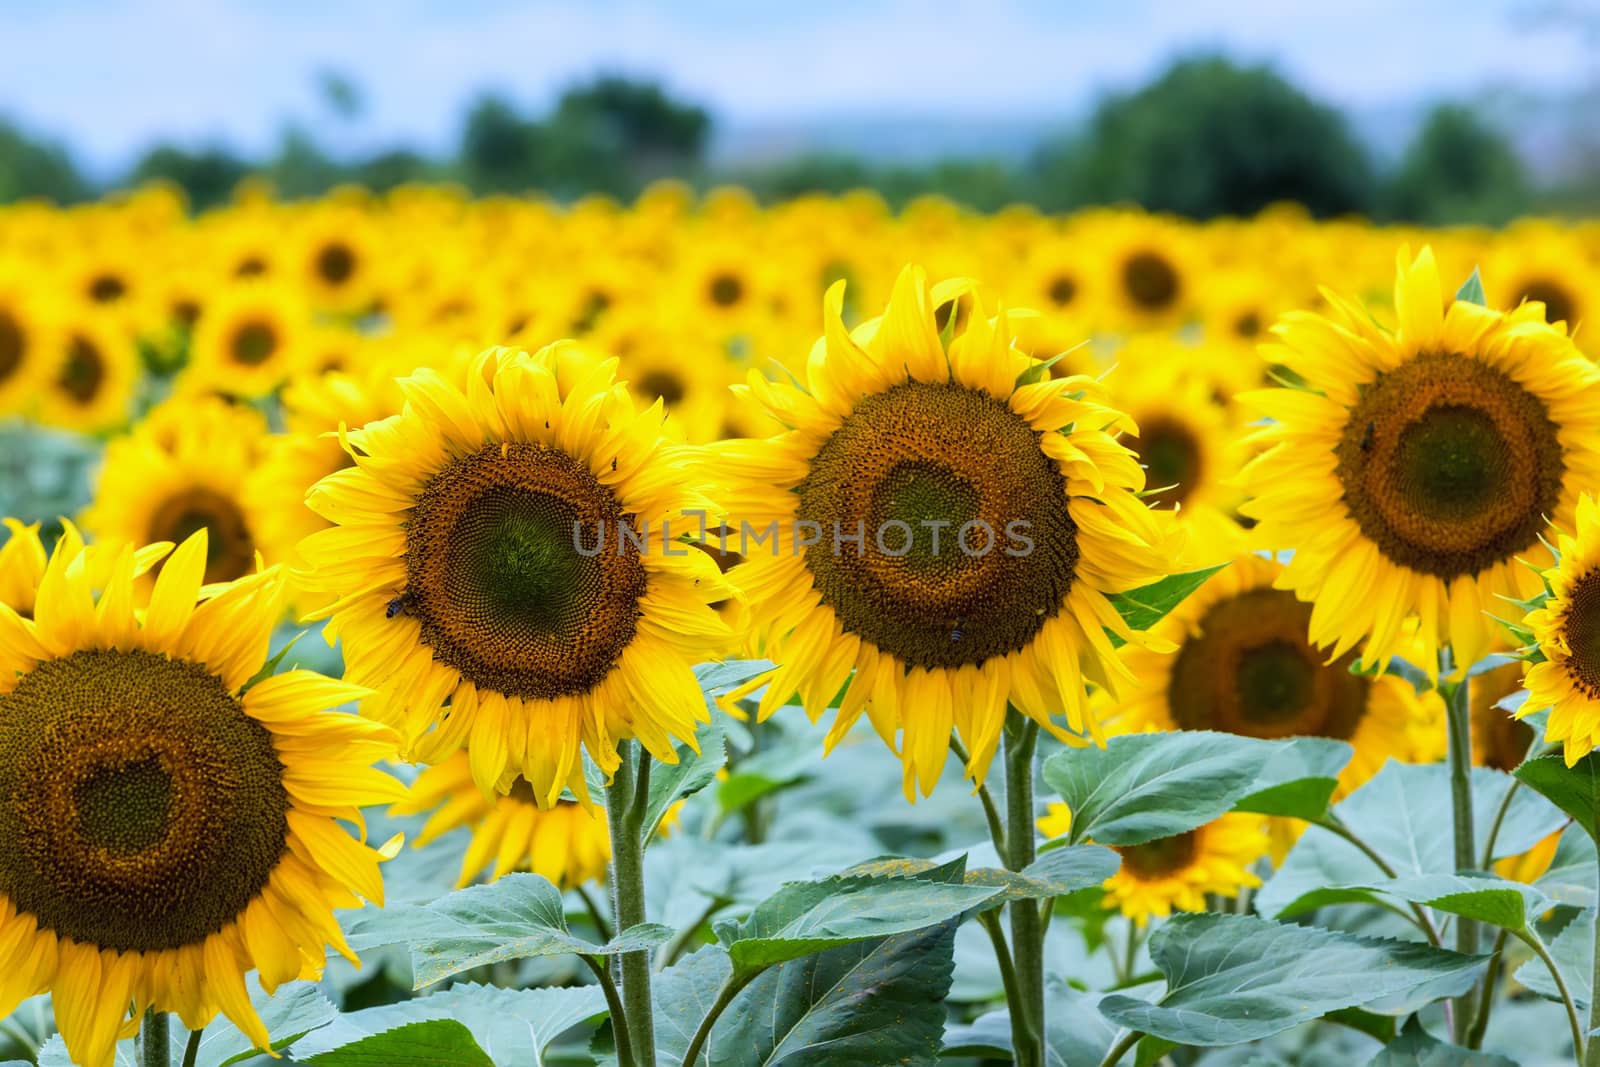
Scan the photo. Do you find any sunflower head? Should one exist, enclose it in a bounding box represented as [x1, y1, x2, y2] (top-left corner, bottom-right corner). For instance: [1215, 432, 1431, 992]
[1241, 246, 1600, 677]
[0, 528, 404, 1067]
[1524, 494, 1600, 765]
[718, 265, 1175, 800]
[299, 344, 733, 807]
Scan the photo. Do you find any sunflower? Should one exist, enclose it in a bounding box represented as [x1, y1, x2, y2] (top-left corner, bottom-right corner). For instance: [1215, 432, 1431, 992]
[82, 396, 274, 588]
[0, 520, 45, 614]
[1038, 804, 1268, 926]
[37, 315, 140, 433]
[0, 528, 405, 1067]
[1486, 227, 1596, 353]
[0, 270, 59, 418]
[1239, 247, 1600, 676]
[392, 751, 610, 889]
[1104, 552, 1434, 793]
[292, 206, 379, 314]
[1523, 494, 1600, 764]
[596, 308, 737, 444]
[185, 282, 310, 398]
[297, 344, 732, 806]
[1092, 211, 1199, 332]
[716, 266, 1173, 800]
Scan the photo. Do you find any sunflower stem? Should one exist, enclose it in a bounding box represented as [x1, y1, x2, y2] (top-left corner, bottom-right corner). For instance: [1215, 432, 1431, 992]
[978, 910, 1035, 1056]
[1587, 845, 1600, 1067]
[951, 735, 1006, 857]
[1445, 673, 1479, 1043]
[607, 741, 657, 1067]
[1004, 712, 1045, 1067]
[139, 1010, 170, 1067]
[579, 954, 636, 1067]
[1464, 927, 1509, 1050]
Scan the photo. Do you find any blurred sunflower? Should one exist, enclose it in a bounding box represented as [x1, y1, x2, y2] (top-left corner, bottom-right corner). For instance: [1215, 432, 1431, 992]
[1105, 553, 1433, 793]
[717, 267, 1172, 800]
[1094, 212, 1198, 331]
[393, 751, 611, 889]
[293, 206, 379, 314]
[1240, 246, 1600, 676]
[186, 282, 310, 398]
[1523, 494, 1600, 764]
[1038, 803, 1269, 926]
[0, 272, 58, 417]
[297, 344, 731, 805]
[38, 317, 139, 433]
[0, 529, 404, 1067]
[82, 396, 273, 587]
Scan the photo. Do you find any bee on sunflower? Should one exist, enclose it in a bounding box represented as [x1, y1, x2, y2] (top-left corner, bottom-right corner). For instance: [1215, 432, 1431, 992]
[1240, 247, 1600, 676]
[296, 343, 732, 806]
[715, 266, 1174, 800]
[0, 527, 405, 1067]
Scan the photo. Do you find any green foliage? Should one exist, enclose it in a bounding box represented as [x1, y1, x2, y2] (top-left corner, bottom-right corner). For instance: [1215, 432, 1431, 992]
[1384, 104, 1530, 225]
[718, 868, 1000, 972]
[942, 977, 1122, 1066]
[301, 1020, 493, 1066]
[1516, 752, 1600, 844]
[1516, 907, 1594, 1011]
[1456, 268, 1487, 307]
[665, 922, 958, 1066]
[342, 873, 671, 988]
[0, 118, 89, 203]
[1368, 1018, 1519, 1066]
[1041, 731, 1352, 846]
[1097, 913, 1487, 1046]
[1104, 565, 1227, 642]
[1033, 56, 1376, 218]
[129, 145, 251, 211]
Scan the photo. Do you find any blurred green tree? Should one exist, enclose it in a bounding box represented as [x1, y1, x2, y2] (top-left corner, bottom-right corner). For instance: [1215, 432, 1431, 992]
[0, 119, 90, 203]
[129, 145, 250, 210]
[1035, 56, 1376, 218]
[1383, 104, 1529, 224]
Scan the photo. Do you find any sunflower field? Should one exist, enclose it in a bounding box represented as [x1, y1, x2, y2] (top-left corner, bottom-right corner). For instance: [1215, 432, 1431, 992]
[4, 181, 1600, 1067]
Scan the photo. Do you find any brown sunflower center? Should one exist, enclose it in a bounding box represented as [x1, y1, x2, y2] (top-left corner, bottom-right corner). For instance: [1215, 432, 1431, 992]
[316, 242, 357, 286]
[59, 334, 105, 404]
[231, 321, 279, 366]
[88, 273, 127, 304]
[1334, 353, 1563, 581]
[638, 370, 687, 406]
[1131, 414, 1203, 506]
[1122, 250, 1179, 312]
[1116, 831, 1199, 880]
[795, 380, 1079, 670]
[148, 487, 256, 584]
[1472, 661, 1534, 772]
[405, 443, 647, 700]
[0, 308, 24, 382]
[708, 273, 744, 308]
[1520, 278, 1576, 328]
[1168, 587, 1370, 739]
[1562, 569, 1600, 699]
[0, 650, 288, 952]
[235, 256, 267, 279]
[1048, 275, 1077, 307]
[1234, 310, 1262, 339]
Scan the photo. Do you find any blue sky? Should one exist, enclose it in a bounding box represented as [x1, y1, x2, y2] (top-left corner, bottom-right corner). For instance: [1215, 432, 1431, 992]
[1, 0, 1594, 174]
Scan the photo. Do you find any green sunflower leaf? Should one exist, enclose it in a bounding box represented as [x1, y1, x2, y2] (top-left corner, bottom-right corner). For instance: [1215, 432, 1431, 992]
[1041, 731, 1350, 846]
[1514, 907, 1593, 1012]
[1455, 267, 1487, 307]
[1096, 913, 1487, 1047]
[654, 920, 958, 1067]
[290, 983, 604, 1066]
[1104, 564, 1227, 642]
[1368, 1017, 1518, 1066]
[341, 873, 672, 988]
[1275, 873, 1551, 935]
[940, 977, 1123, 1066]
[1516, 752, 1600, 845]
[1256, 762, 1567, 919]
[642, 719, 728, 843]
[842, 845, 1118, 905]
[718, 871, 1001, 972]
[301, 1020, 494, 1067]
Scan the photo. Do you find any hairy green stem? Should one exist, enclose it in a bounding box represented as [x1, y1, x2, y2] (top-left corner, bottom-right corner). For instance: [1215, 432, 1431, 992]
[979, 910, 1035, 1055]
[1098, 1029, 1141, 1067]
[180, 1029, 202, 1067]
[1520, 931, 1585, 1063]
[1445, 675, 1479, 1041]
[140, 1011, 169, 1067]
[679, 969, 761, 1067]
[1004, 713, 1044, 1067]
[608, 742, 657, 1067]
[1465, 927, 1509, 1050]
[951, 735, 1007, 857]
[1587, 848, 1600, 1067]
[581, 954, 636, 1067]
